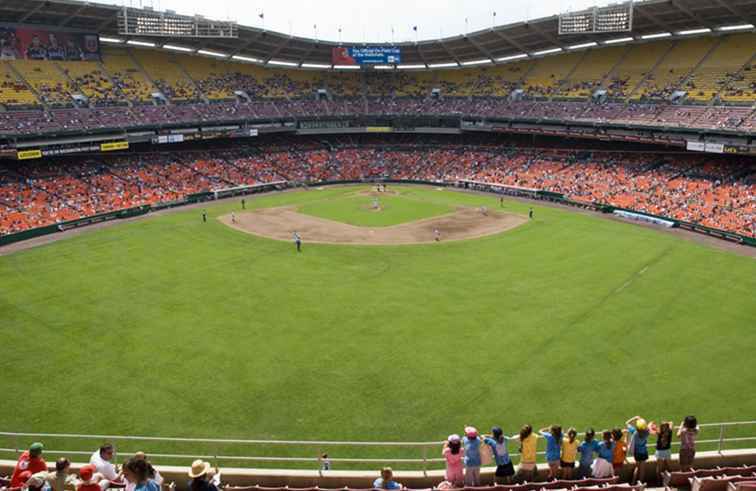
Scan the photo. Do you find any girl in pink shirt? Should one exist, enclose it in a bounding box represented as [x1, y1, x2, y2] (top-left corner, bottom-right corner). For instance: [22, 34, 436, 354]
[443, 434, 464, 487]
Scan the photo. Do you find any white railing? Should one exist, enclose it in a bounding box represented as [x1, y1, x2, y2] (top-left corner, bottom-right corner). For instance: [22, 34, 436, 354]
[1, 421, 755, 473]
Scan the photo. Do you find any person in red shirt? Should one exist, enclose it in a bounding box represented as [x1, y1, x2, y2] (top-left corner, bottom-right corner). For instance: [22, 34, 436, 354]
[10, 443, 47, 487]
[76, 464, 106, 491]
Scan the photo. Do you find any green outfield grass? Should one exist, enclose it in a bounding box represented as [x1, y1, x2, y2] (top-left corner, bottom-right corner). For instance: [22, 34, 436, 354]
[1, 184, 755, 465]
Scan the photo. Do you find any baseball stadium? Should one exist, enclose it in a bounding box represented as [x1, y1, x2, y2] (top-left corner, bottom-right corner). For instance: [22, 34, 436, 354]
[0, 1, 755, 491]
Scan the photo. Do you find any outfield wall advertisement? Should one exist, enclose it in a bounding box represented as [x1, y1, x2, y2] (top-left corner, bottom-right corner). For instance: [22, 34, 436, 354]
[332, 47, 401, 65]
[0, 26, 99, 61]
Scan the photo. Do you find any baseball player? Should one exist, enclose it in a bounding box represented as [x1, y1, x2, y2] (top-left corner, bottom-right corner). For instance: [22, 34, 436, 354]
[293, 231, 302, 252]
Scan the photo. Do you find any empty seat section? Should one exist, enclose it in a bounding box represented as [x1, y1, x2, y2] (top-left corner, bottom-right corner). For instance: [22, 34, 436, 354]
[635, 37, 714, 100]
[100, 47, 155, 103]
[10, 59, 69, 105]
[523, 52, 582, 97]
[607, 40, 672, 99]
[132, 49, 199, 101]
[685, 33, 755, 102]
[561, 46, 626, 98]
[0, 62, 38, 106]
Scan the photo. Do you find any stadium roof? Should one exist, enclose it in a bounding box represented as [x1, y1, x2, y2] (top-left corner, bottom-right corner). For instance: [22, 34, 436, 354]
[0, 0, 755, 68]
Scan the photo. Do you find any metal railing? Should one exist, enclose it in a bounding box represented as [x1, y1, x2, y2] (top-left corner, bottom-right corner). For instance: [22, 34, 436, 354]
[1, 420, 755, 473]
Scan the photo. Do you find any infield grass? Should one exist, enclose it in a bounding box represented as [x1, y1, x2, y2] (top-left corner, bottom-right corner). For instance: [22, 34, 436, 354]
[1, 185, 754, 466]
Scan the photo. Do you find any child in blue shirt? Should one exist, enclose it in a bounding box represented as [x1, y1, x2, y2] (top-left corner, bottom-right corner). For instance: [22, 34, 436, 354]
[463, 426, 482, 486]
[484, 426, 515, 484]
[539, 425, 563, 480]
[593, 430, 615, 478]
[626, 416, 650, 484]
[577, 428, 600, 479]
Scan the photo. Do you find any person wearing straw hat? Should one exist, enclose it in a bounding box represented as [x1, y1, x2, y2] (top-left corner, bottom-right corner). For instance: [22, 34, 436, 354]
[187, 460, 220, 491]
[10, 443, 47, 488]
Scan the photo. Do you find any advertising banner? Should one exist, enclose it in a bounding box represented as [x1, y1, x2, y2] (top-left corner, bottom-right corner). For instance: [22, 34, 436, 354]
[100, 141, 129, 152]
[332, 47, 401, 65]
[0, 26, 99, 61]
[16, 149, 42, 160]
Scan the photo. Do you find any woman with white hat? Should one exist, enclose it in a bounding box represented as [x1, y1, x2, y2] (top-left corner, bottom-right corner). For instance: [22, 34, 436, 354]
[187, 460, 219, 491]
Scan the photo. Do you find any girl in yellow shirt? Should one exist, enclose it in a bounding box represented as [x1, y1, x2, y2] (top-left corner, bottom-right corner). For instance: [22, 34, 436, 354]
[561, 428, 579, 479]
[516, 425, 538, 482]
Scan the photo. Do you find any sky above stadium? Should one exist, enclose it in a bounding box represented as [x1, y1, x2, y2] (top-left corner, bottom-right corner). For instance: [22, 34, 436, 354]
[101, 0, 613, 43]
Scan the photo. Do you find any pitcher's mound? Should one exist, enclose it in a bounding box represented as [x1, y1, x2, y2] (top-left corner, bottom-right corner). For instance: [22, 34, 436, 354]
[220, 207, 527, 245]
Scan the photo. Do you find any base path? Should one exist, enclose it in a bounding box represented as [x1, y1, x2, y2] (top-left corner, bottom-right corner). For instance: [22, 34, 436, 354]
[220, 206, 527, 245]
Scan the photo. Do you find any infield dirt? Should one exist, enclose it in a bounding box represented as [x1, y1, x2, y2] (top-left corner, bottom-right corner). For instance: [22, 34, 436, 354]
[220, 206, 527, 245]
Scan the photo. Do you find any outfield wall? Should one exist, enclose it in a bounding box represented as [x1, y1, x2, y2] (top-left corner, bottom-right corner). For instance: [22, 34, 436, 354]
[1, 180, 754, 250]
[3, 449, 756, 489]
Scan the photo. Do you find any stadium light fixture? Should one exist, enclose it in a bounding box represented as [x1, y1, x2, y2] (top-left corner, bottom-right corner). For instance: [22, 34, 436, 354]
[428, 62, 459, 68]
[268, 59, 298, 66]
[641, 32, 671, 39]
[163, 44, 194, 52]
[100, 37, 125, 44]
[496, 54, 528, 62]
[301, 63, 331, 69]
[603, 36, 634, 44]
[676, 28, 711, 35]
[231, 55, 262, 63]
[126, 40, 156, 47]
[373, 65, 396, 70]
[533, 47, 562, 56]
[333, 65, 361, 70]
[717, 24, 754, 31]
[460, 59, 493, 66]
[397, 64, 427, 69]
[197, 49, 228, 58]
[568, 41, 598, 50]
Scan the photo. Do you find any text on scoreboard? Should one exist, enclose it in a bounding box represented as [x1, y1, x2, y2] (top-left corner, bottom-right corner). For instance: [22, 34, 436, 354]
[332, 47, 401, 65]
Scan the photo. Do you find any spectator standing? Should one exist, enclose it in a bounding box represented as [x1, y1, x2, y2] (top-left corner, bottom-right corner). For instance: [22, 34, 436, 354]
[484, 426, 514, 484]
[626, 416, 650, 484]
[577, 429, 599, 479]
[678, 416, 700, 471]
[462, 426, 482, 486]
[442, 434, 464, 488]
[516, 425, 538, 483]
[10, 443, 47, 488]
[560, 428, 579, 480]
[611, 428, 628, 478]
[593, 431, 615, 478]
[655, 422, 673, 481]
[539, 425, 562, 480]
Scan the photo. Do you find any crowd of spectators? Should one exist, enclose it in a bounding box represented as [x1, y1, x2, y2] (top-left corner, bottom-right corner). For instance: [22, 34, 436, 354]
[1, 416, 704, 491]
[0, 98, 755, 137]
[1, 135, 754, 238]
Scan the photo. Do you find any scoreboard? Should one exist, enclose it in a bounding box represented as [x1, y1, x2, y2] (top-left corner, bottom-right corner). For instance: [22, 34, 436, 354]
[332, 47, 401, 65]
[559, 2, 633, 35]
[118, 7, 237, 38]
